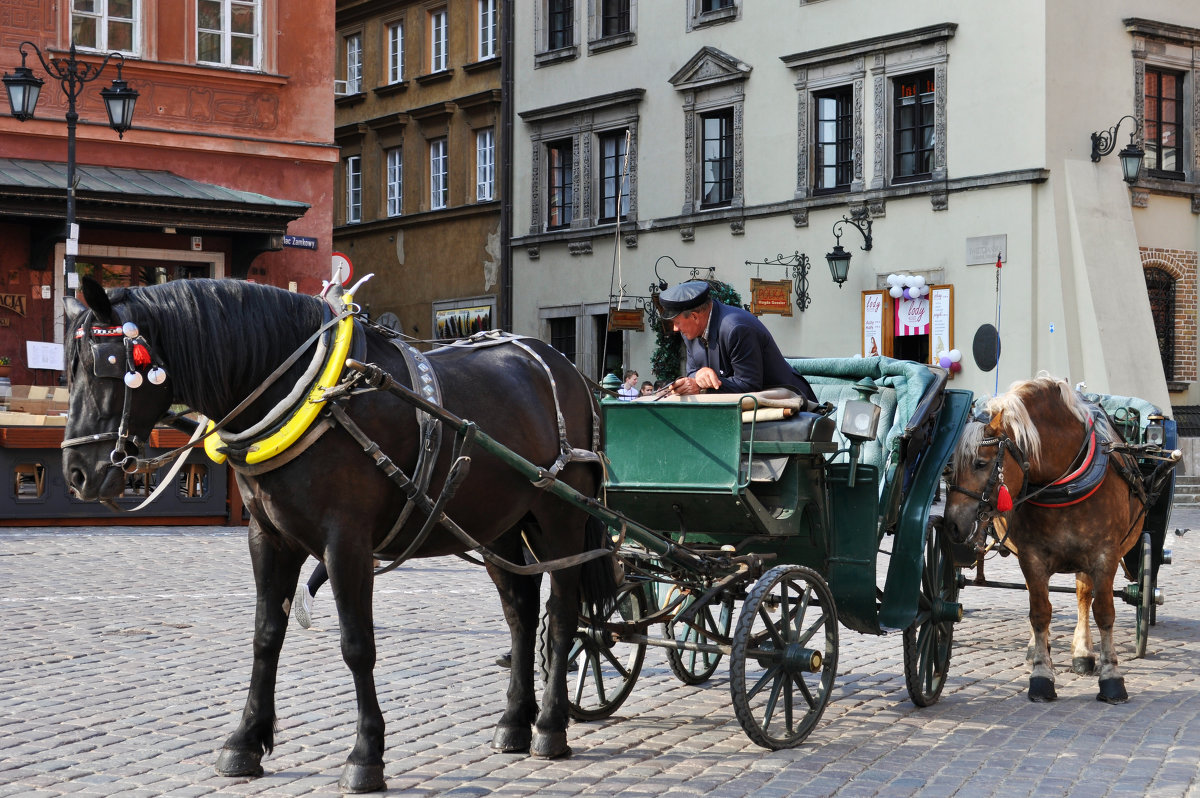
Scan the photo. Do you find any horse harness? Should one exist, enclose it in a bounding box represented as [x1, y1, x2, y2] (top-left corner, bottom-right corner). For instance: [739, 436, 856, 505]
[949, 401, 1154, 553]
[64, 292, 608, 577]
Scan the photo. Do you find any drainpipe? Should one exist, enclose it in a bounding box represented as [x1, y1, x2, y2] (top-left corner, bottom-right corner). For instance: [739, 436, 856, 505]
[498, 0, 515, 332]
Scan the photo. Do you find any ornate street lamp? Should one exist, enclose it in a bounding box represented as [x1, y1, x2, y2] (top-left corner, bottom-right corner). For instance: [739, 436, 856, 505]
[3, 42, 139, 276]
[1090, 114, 1144, 185]
[825, 211, 873, 288]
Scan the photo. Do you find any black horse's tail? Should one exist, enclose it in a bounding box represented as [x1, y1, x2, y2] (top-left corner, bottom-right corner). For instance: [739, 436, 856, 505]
[579, 515, 619, 621]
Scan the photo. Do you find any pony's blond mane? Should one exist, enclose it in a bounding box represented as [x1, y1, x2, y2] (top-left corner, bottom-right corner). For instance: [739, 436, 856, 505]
[982, 372, 1088, 467]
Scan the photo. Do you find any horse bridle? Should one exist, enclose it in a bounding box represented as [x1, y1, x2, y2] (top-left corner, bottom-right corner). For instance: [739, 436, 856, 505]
[946, 433, 1029, 550]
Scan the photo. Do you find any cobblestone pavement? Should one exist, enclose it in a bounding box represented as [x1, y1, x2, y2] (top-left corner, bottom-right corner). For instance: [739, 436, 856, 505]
[1, 510, 1198, 797]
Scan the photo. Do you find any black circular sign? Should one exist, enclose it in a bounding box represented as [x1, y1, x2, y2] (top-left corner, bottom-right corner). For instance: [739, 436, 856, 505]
[972, 324, 1001, 372]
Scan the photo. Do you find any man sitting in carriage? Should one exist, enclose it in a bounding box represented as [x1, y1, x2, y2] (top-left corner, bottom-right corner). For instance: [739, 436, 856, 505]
[658, 280, 817, 402]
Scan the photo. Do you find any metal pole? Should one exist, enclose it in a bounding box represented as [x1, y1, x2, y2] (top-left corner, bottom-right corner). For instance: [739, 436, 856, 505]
[64, 77, 78, 278]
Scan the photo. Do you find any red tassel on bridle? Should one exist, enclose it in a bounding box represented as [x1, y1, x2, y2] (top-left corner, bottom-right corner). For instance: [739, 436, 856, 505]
[996, 484, 1013, 512]
[132, 343, 151, 368]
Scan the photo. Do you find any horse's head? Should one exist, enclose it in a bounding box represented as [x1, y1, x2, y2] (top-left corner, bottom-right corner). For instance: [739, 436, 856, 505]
[62, 278, 175, 502]
[943, 396, 1035, 561]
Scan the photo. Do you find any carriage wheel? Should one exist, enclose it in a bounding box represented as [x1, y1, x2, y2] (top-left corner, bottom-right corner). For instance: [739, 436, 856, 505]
[903, 516, 962, 707]
[1134, 532, 1153, 659]
[537, 581, 647, 721]
[665, 590, 735, 685]
[729, 565, 838, 750]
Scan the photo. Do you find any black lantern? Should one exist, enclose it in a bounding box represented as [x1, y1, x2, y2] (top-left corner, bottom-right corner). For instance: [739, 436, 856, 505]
[1090, 114, 1144, 185]
[100, 72, 138, 138]
[824, 212, 873, 289]
[2, 63, 42, 121]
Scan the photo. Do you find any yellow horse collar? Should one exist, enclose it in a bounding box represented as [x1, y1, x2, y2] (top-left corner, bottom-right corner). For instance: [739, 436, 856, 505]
[205, 293, 357, 467]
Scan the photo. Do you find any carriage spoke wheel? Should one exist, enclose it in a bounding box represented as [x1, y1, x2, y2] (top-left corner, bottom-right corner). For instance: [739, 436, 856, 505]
[537, 582, 647, 721]
[665, 590, 734, 685]
[1134, 532, 1153, 659]
[903, 516, 962, 707]
[729, 565, 838, 750]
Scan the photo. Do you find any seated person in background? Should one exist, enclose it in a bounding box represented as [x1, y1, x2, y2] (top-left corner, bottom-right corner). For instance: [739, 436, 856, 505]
[617, 370, 640, 401]
[658, 280, 817, 402]
[640, 381, 655, 396]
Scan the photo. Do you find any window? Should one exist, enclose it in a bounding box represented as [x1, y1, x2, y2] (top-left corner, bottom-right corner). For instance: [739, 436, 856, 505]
[1144, 68, 1183, 178]
[387, 22, 404, 84]
[72, 0, 138, 54]
[430, 138, 448, 210]
[701, 110, 734, 207]
[197, 0, 260, 69]
[1145, 267, 1176, 381]
[477, 128, 495, 202]
[345, 156, 361, 224]
[814, 87, 853, 193]
[478, 0, 498, 60]
[703, 0, 732, 10]
[549, 317, 576, 363]
[549, 0, 573, 50]
[894, 71, 935, 182]
[430, 8, 448, 72]
[599, 130, 630, 222]
[601, 0, 629, 37]
[547, 139, 574, 228]
[345, 34, 363, 94]
[386, 148, 403, 217]
[687, 0, 737, 30]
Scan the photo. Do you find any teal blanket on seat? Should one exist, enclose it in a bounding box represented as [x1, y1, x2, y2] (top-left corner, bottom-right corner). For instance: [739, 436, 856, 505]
[787, 356, 937, 467]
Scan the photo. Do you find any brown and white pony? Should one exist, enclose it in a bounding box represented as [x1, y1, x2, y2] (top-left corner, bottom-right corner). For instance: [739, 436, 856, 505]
[945, 376, 1146, 703]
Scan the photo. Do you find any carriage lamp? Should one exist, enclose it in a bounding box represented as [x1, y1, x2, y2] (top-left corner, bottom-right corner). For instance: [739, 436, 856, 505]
[1144, 420, 1165, 447]
[840, 399, 880, 443]
[825, 212, 873, 288]
[4, 41, 139, 278]
[1089, 114, 1144, 184]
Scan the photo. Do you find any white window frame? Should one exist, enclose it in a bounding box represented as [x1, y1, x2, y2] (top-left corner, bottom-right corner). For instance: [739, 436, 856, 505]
[478, 0, 498, 60]
[387, 21, 404, 84]
[430, 138, 448, 210]
[345, 34, 363, 94]
[476, 128, 495, 202]
[197, 0, 262, 70]
[345, 155, 362, 224]
[72, 0, 141, 55]
[386, 148, 403, 217]
[430, 9, 448, 73]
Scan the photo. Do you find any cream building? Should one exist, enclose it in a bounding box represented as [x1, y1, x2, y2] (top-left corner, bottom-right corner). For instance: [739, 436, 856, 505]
[509, 1, 1200, 413]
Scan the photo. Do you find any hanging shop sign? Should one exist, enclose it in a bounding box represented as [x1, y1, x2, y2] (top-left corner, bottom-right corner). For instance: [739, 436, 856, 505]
[608, 308, 645, 332]
[749, 279, 793, 317]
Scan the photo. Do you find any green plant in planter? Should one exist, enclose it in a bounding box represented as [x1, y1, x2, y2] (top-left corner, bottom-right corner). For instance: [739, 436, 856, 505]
[649, 279, 742, 384]
[0, 356, 11, 366]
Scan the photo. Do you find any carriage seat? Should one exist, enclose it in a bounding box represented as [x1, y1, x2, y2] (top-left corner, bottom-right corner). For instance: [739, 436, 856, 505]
[741, 411, 836, 482]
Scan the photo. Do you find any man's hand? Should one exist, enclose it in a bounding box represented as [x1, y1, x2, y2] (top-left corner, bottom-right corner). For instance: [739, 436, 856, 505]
[672, 367, 722, 395]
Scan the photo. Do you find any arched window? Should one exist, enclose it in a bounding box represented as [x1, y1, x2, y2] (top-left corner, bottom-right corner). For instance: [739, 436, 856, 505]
[1144, 267, 1175, 380]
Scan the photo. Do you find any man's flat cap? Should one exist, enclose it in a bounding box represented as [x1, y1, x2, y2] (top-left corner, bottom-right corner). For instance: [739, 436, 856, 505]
[658, 280, 711, 319]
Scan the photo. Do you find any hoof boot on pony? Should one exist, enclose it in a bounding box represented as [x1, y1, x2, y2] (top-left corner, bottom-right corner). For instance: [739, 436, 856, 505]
[61, 278, 616, 790]
[946, 375, 1149, 706]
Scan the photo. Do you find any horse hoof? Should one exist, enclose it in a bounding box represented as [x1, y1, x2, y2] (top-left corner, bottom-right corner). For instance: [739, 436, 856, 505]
[1097, 678, 1128, 704]
[491, 724, 532, 754]
[214, 747, 264, 778]
[338, 762, 386, 794]
[1072, 655, 1097, 676]
[531, 731, 571, 759]
[1028, 677, 1057, 702]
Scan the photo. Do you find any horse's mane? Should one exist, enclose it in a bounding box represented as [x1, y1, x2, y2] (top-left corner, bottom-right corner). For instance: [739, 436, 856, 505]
[982, 373, 1089, 468]
[69, 279, 324, 414]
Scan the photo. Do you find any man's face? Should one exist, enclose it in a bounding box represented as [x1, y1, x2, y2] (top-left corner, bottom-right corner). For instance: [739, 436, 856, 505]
[672, 306, 708, 340]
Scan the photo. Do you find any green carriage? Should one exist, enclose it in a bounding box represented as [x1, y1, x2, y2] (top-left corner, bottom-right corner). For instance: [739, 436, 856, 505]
[552, 357, 973, 749]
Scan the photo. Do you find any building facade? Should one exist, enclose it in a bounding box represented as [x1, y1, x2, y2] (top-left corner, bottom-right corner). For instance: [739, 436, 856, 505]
[510, 0, 1200, 413]
[0, 0, 336, 385]
[333, 0, 503, 341]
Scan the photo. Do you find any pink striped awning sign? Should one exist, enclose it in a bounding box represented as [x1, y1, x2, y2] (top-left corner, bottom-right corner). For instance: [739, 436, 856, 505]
[895, 296, 930, 336]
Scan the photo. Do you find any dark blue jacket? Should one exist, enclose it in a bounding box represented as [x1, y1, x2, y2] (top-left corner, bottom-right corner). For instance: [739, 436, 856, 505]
[684, 300, 816, 401]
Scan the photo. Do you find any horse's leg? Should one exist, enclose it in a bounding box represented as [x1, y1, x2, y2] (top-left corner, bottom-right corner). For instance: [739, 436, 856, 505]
[216, 518, 307, 778]
[485, 527, 542, 754]
[1091, 565, 1128, 703]
[533, 559, 580, 759]
[1020, 560, 1057, 702]
[325, 544, 387, 792]
[1071, 573, 1097, 675]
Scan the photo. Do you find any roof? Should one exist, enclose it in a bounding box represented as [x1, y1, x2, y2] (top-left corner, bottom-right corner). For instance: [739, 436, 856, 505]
[0, 157, 308, 233]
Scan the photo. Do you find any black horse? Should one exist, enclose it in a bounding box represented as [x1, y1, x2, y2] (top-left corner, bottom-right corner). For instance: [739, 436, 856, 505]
[61, 277, 615, 792]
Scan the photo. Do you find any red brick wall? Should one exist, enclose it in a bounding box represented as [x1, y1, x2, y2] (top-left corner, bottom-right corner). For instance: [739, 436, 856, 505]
[1141, 246, 1198, 386]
